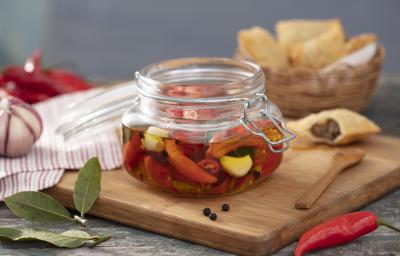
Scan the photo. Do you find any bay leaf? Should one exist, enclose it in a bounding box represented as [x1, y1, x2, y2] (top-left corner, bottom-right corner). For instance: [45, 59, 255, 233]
[0, 227, 110, 248]
[74, 157, 102, 217]
[4, 191, 73, 222]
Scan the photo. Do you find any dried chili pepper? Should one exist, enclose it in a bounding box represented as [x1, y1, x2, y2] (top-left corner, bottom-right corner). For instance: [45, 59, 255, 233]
[1, 49, 92, 103]
[46, 68, 92, 91]
[3, 65, 65, 96]
[295, 211, 400, 256]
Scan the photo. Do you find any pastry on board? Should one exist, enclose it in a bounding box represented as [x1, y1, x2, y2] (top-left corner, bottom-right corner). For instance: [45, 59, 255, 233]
[287, 109, 380, 146]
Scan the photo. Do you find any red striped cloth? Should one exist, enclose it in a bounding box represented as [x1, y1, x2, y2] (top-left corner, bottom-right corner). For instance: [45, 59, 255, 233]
[0, 170, 64, 199]
[0, 89, 123, 200]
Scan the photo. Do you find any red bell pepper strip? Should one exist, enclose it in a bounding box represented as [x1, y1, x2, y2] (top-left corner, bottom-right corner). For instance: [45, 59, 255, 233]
[169, 167, 195, 185]
[207, 136, 265, 158]
[295, 211, 400, 256]
[164, 139, 217, 184]
[143, 156, 172, 189]
[261, 148, 282, 177]
[123, 132, 142, 171]
[253, 148, 267, 166]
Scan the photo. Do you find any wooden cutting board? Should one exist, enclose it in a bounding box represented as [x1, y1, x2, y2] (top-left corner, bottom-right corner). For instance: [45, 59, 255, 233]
[45, 135, 400, 256]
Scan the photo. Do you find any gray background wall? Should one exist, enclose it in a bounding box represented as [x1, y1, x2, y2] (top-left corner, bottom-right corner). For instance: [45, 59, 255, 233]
[1, 0, 399, 80]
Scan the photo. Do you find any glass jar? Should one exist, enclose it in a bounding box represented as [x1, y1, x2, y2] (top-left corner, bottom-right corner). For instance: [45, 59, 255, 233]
[120, 58, 295, 196]
[56, 57, 295, 196]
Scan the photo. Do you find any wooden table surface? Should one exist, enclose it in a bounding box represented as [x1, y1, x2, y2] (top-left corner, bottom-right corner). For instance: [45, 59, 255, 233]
[0, 74, 399, 256]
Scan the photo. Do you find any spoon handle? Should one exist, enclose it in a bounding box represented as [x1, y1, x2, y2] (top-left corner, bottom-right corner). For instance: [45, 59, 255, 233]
[295, 148, 365, 210]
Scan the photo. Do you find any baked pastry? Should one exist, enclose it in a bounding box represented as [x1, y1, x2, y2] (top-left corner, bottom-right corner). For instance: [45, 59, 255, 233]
[287, 109, 380, 145]
[276, 19, 342, 50]
[237, 26, 288, 68]
[288, 20, 346, 69]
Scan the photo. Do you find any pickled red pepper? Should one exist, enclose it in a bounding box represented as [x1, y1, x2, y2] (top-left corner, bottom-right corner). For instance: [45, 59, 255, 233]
[143, 156, 172, 189]
[122, 121, 285, 195]
[123, 132, 142, 171]
[295, 211, 400, 256]
[164, 139, 218, 184]
[207, 136, 265, 158]
[207, 124, 283, 158]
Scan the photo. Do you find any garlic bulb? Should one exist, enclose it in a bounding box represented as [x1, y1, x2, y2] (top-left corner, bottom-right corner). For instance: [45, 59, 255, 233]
[0, 96, 42, 157]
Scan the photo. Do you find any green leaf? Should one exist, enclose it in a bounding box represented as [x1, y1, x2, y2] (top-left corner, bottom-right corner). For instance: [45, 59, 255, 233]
[0, 227, 110, 248]
[74, 157, 102, 217]
[4, 192, 73, 222]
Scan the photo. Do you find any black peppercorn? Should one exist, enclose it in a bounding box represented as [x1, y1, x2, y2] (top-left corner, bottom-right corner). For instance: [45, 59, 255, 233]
[221, 204, 230, 212]
[209, 213, 217, 221]
[203, 207, 211, 216]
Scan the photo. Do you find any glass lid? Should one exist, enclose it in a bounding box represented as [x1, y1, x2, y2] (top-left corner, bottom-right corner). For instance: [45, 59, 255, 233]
[56, 80, 138, 140]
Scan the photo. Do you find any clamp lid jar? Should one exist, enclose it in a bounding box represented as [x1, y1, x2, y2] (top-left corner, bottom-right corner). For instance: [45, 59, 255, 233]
[121, 57, 295, 196]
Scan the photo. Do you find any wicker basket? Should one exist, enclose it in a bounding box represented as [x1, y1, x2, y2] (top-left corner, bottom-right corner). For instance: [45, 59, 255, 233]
[234, 46, 385, 117]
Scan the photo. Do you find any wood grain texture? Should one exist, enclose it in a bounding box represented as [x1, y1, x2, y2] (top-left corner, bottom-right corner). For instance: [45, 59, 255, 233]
[44, 135, 400, 256]
[295, 147, 365, 209]
[1, 189, 400, 256]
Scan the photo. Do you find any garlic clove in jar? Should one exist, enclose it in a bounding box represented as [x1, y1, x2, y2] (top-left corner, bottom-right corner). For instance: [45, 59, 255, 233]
[0, 96, 42, 157]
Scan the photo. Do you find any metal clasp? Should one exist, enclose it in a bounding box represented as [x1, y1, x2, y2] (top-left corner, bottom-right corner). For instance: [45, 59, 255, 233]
[239, 93, 296, 153]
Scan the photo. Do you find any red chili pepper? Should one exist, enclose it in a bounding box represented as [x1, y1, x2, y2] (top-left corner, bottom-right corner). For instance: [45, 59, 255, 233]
[295, 211, 400, 256]
[198, 158, 221, 176]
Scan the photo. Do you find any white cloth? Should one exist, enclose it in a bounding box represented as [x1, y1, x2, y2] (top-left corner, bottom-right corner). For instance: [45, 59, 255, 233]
[0, 90, 122, 200]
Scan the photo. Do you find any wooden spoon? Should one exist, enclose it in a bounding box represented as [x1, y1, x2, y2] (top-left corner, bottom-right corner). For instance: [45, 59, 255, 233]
[295, 147, 366, 210]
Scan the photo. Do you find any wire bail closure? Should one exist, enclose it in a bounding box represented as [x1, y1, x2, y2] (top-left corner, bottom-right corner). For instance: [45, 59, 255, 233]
[239, 93, 296, 153]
